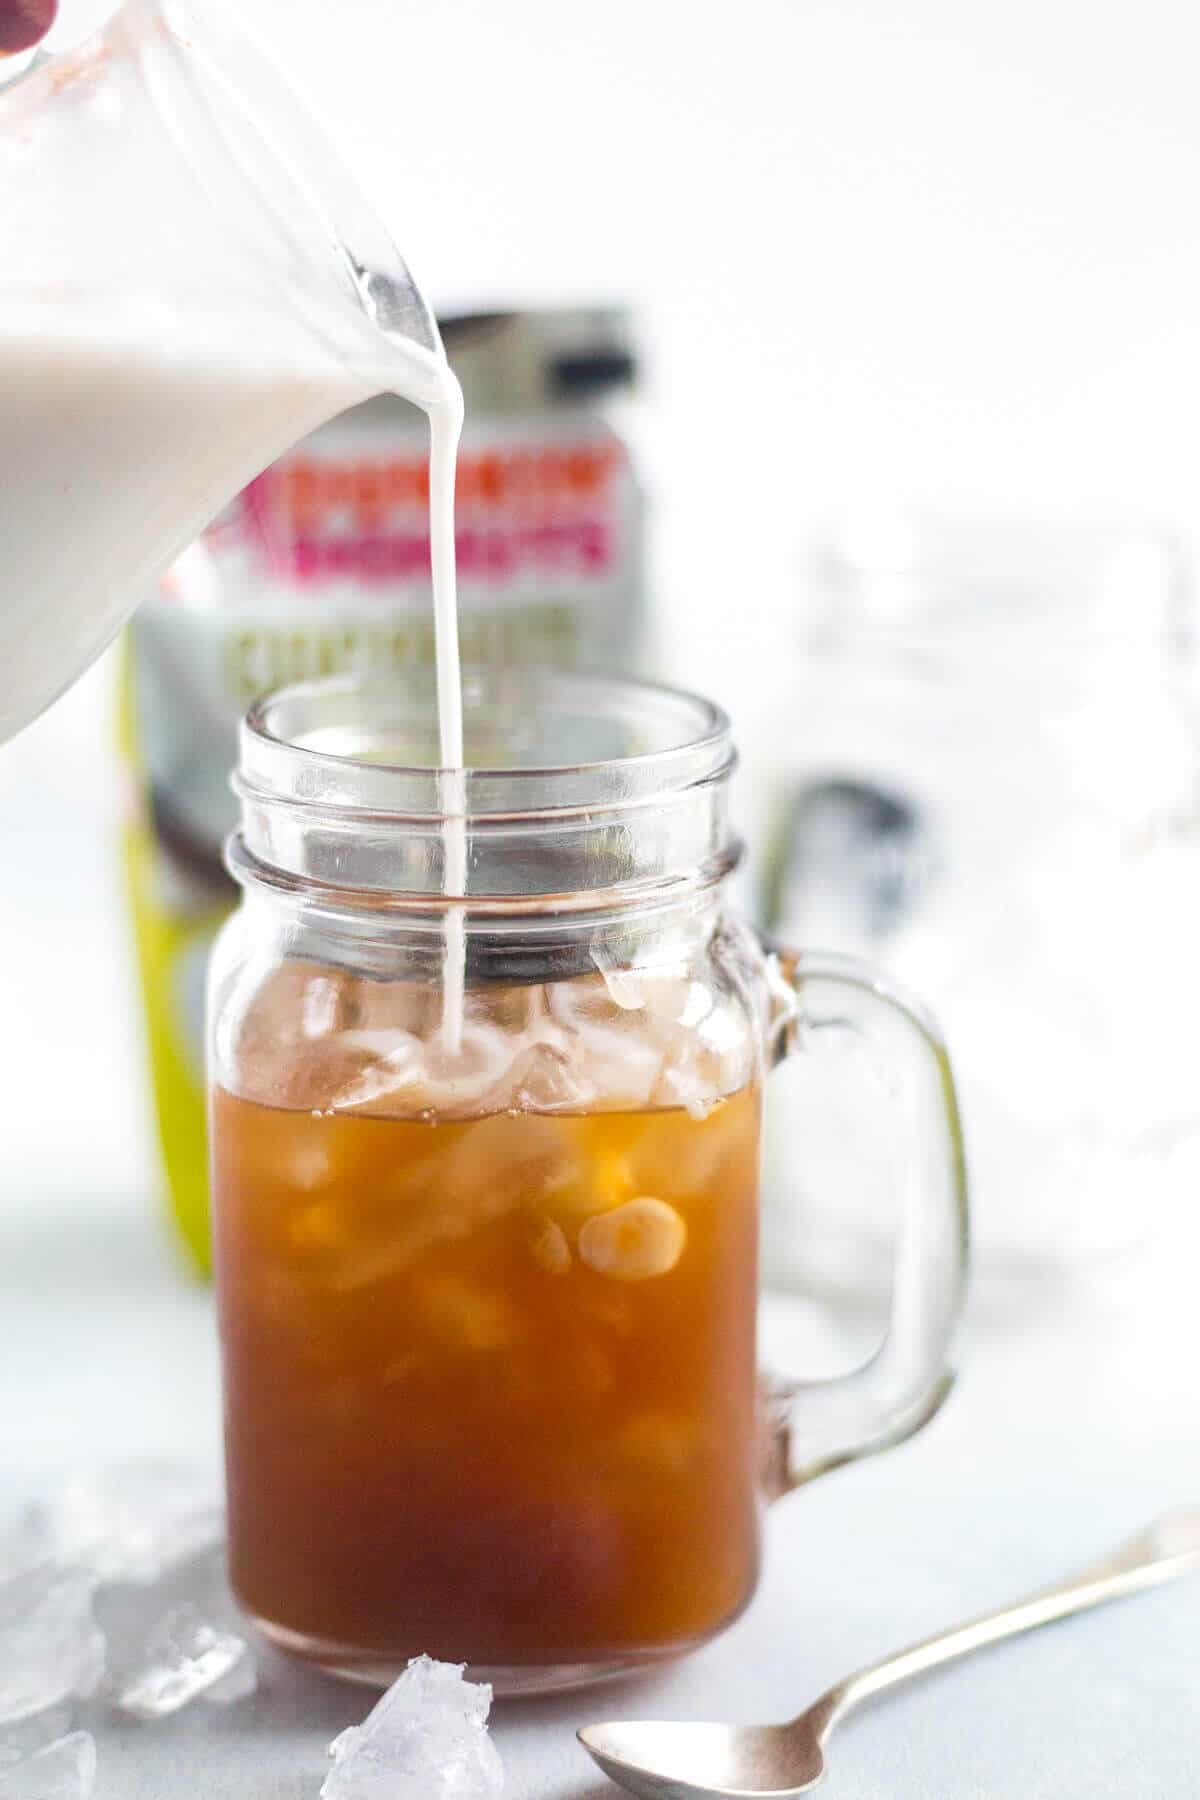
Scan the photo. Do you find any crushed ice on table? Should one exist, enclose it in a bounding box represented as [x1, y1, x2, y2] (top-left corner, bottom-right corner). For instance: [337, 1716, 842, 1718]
[0, 1568, 104, 1727]
[115, 1602, 256, 1720]
[322, 1656, 504, 1800]
[0, 1732, 96, 1800]
[9, 1465, 223, 1586]
[0, 1465, 255, 1766]
[202, 1649, 259, 1706]
[0, 1705, 74, 1768]
[96, 1533, 258, 1721]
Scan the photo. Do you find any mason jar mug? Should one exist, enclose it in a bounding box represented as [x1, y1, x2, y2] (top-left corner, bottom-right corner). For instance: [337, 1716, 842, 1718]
[208, 669, 968, 1694]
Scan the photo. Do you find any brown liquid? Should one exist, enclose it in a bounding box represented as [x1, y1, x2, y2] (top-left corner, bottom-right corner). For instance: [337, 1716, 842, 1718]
[211, 1084, 762, 1670]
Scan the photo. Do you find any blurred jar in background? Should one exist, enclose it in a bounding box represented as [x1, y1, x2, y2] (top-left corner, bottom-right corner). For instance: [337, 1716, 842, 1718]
[760, 513, 1200, 1298]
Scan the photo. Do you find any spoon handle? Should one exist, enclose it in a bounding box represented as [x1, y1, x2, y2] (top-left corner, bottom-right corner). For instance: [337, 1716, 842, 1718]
[813, 1509, 1200, 1739]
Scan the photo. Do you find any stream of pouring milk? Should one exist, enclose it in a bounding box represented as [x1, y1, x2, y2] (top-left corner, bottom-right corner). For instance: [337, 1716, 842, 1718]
[426, 385, 468, 1056]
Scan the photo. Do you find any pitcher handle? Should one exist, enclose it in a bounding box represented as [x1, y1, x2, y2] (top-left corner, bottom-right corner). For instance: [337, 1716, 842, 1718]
[760, 947, 969, 1496]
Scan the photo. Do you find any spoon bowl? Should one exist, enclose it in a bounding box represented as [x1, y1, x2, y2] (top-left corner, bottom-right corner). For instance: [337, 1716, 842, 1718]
[579, 1718, 826, 1799]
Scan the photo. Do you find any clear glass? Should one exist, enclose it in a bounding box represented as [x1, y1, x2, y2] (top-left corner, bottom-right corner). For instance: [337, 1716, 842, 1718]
[0, 0, 442, 743]
[762, 513, 1200, 1293]
[209, 668, 968, 1694]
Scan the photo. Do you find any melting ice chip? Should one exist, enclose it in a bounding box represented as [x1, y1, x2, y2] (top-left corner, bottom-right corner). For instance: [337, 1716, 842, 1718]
[115, 1603, 256, 1719]
[322, 1656, 504, 1800]
[0, 1568, 104, 1727]
[0, 1732, 96, 1800]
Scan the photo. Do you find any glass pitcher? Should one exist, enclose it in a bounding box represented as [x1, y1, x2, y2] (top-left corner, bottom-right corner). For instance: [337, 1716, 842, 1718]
[0, 0, 443, 743]
[208, 668, 968, 1694]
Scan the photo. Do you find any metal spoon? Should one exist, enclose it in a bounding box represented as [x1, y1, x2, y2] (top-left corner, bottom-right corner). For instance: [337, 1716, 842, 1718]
[579, 1509, 1200, 1799]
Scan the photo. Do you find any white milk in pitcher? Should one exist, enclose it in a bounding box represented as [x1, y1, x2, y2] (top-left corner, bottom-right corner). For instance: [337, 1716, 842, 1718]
[0, 318, 358, 742]
[0, 305, 462, 744]
[2, 305, 469, 1035]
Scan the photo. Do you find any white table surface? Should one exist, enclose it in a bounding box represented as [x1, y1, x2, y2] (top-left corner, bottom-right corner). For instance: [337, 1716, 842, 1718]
[3, 1174, 1199, 1800]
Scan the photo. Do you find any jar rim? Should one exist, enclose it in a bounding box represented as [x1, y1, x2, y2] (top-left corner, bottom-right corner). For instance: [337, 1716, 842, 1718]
[233, 669, 739, 905]
[239, 668, 734, 824]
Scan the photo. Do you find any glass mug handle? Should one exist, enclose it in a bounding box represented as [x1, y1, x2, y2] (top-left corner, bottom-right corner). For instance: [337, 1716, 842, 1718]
[759, 946, 969, 1497]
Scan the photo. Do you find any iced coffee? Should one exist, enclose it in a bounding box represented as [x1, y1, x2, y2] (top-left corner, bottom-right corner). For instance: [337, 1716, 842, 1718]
[212, 964, 762, 1678]
[210, 668, 968, 1692]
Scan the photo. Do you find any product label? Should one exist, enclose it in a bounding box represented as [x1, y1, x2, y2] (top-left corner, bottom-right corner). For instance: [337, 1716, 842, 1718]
[154, 412, 642, 707]
[127, 408, 644, 866]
